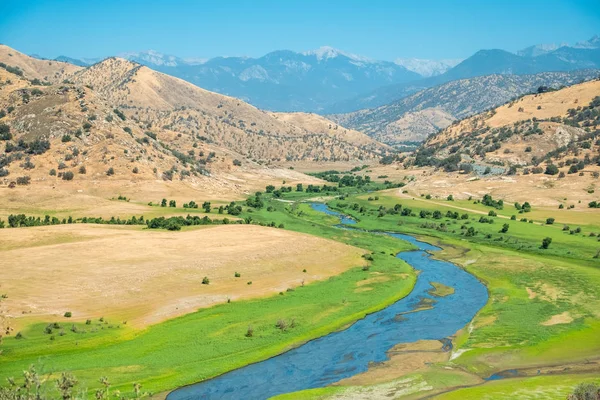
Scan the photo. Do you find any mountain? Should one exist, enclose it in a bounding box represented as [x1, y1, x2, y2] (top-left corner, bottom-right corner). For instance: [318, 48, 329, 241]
[124, 46, 422, 112]
[394, 58, 462, 77]
[0, 45, 388, 193]
[326, 37, 600, 114]
[417, 78, 600, 171]
[329, 70, 600, 146]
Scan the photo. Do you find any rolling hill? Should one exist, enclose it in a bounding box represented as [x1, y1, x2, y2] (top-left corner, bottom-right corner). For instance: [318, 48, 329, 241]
[329, 70, 600, 146]
[415, 78, 600, 174]
[0, 45, 388, 196]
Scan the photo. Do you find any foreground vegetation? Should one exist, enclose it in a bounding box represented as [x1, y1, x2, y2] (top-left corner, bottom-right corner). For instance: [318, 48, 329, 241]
[0, 192, 417, 398]
[1, 179, 599, 399]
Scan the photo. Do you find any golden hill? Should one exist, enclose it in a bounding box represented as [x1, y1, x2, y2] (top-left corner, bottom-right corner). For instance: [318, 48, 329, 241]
[0, 45, 393, 198]
[0, 44, 81, 83]
[419, 79, 600, 173]
[270, 111, 383, 147]
[65, 56, 387, 163]
[0, 59, 320, 199]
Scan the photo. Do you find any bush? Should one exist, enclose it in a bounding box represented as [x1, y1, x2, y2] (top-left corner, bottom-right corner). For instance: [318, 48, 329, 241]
[16, 176, 30, 185]
[544, 164, 559, 175]
[106, 167, 114, 176]
[546, 217, 555, 225]
[64, 312, 72, 318]
[0, 123, 11, 140]
[233, 159, 242, 166]
[78, 166, 86, 174]
[132, 166, 139, 174]
[114, 109, 126, 121]
[541, 237, 552, 249]
[61, 134, 72, 143]
[202, 277, 210, 285]
[234, 272, 241, 278]
[569, 383, 600, 400]
[49, 169, 56, 176]
[62, 171, 74, 181]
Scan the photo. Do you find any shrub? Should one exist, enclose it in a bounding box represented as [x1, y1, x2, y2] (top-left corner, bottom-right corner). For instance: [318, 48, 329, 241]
[61, 134, 72, 143]
[0, 123, 11, 140]
[541, 237, 552, 249]
[106, 167, 114, 176]
[49, 168, 56, 176]
[546, 217, 555, 225]
[64, 312, 72, 318]
[500, 223, 509, 233]
[114, 108, 126, 121]
[78, 166, 86, 174]
[544, 164, 559, 175]
[233, 159, 242, 166]
[245, 326, 254, 337]
[132, 166, 139, 174]
[16, 176, 30, 185]
[202, 277, 210, 285]
[234, 272, 241, 278]
[62, 171, 74, 181]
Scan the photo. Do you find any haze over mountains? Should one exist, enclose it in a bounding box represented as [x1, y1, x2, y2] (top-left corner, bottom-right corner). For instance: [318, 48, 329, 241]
[47, 35, 600, 116]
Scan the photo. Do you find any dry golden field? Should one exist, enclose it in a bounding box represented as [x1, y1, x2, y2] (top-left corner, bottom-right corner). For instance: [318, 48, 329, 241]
[0, 223, 366, 329]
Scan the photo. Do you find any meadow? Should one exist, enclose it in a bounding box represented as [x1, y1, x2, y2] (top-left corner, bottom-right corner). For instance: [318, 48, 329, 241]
[1, 180, 599, 399]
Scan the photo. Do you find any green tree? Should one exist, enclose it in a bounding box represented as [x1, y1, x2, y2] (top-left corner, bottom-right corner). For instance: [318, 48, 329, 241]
[161, 198, 167, 207]
[541, 237, 552, 249]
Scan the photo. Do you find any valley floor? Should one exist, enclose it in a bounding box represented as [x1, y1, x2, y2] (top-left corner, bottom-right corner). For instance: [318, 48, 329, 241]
[1, 169, 600, 399]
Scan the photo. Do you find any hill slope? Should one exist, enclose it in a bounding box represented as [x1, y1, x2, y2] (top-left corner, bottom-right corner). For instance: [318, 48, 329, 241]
[329, 70, 600, 145]
[416, 79, 600, 173]
[0, 45, 390, 197]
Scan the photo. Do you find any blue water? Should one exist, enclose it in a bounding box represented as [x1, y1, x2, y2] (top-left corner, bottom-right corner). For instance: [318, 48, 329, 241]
[167, 203, 488, 400]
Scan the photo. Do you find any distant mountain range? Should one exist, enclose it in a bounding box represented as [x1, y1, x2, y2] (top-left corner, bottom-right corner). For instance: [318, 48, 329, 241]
[41, 35, 600, 114]
[329, 70, 600, 146]
[325, 35, 600, 113]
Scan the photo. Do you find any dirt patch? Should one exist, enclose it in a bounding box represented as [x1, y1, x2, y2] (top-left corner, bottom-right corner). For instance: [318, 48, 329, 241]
[334, 340, 449, 387]
[356, 275, 391, 287]
[541, 311, 573, 326]
[526, 287, 537, 299]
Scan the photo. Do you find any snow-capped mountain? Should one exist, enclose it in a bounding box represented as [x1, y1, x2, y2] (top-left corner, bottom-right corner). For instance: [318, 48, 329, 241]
[517, 34, 600, 57]
[105, 46, 422, 112]
[394, 58, 462, 77]
[118, 50, 186, 67]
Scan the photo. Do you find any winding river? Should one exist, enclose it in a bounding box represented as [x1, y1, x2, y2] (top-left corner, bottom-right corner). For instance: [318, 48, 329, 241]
[167, 203, 488, 400]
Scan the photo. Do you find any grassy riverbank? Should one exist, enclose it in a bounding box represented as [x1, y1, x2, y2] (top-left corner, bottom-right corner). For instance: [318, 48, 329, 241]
[0, 195, 417, 397]
[272, 189, 600, 398]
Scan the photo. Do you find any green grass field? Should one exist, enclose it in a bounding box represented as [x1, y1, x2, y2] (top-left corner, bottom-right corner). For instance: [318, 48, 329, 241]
[2, 184, 599, 399]
[0, 196, 417, 398]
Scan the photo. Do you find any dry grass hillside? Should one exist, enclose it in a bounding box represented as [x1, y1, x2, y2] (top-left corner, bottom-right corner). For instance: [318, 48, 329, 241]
[0, 45, 392, 198]
[66, 56, 388, 163]
[330, 71, 600, 146]
[270, 112, 382, 147]
[0, 65, 320, 199]
[417, 79, 600, 175]
[0, 44, 81, 83]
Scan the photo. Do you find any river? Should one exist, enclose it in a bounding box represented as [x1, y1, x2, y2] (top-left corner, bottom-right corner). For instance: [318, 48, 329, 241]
[167, 203, 488, 400]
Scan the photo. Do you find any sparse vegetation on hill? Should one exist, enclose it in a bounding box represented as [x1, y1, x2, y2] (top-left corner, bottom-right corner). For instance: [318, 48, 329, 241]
[413, 79, 600, 177]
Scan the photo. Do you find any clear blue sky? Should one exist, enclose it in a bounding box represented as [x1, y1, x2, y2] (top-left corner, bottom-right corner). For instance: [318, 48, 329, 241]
[1, 0, 599, 61]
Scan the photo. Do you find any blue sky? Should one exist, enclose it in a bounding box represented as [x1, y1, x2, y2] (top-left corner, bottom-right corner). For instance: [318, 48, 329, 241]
[1, 0, 599, 61]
